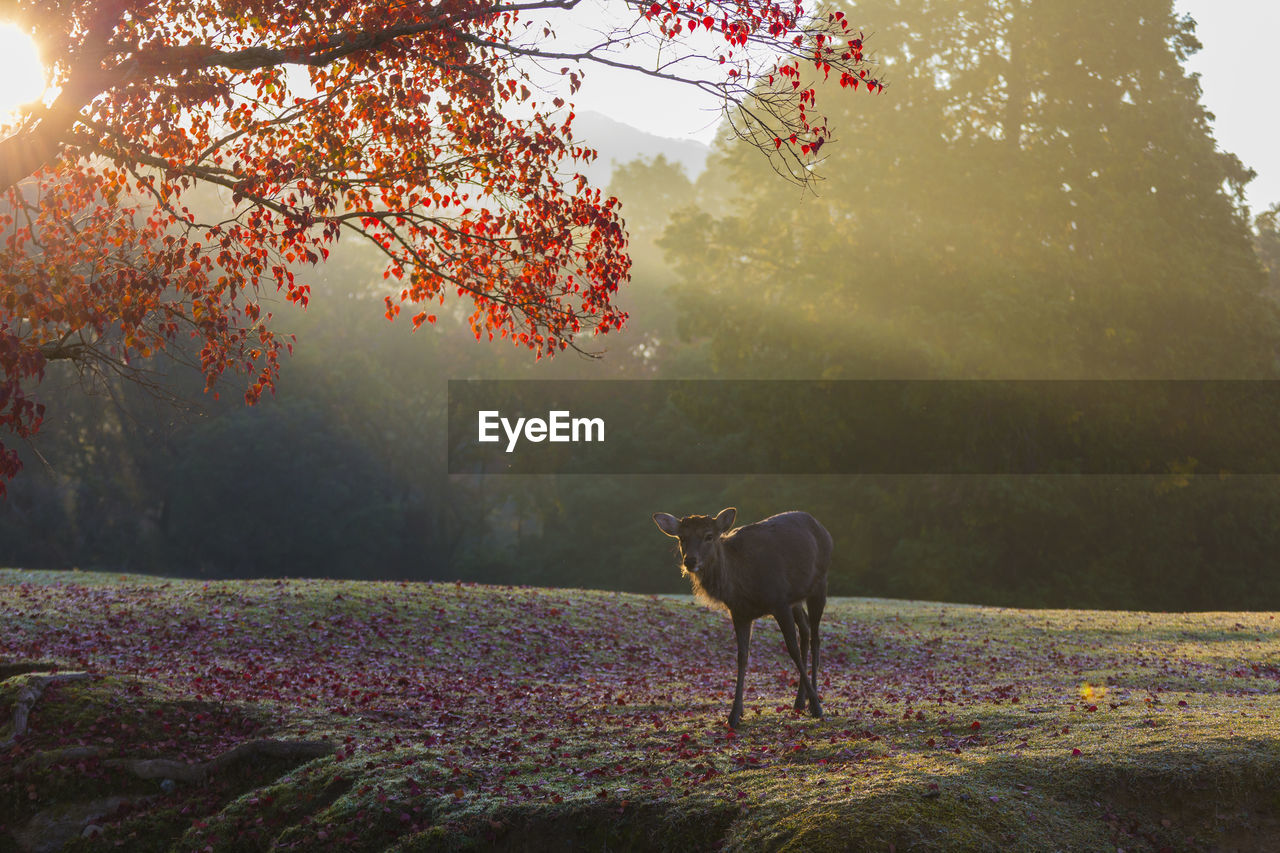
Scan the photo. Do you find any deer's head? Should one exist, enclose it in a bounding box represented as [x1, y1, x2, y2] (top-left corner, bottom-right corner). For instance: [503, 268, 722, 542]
[652, 508, 736, 575]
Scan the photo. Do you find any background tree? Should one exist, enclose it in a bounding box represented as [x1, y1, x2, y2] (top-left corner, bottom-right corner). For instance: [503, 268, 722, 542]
[654, 0, 1280, 608]
[662, 0, 1278, 379]
[0, 0, 883, 490]
[1257, 204, 1280, 301]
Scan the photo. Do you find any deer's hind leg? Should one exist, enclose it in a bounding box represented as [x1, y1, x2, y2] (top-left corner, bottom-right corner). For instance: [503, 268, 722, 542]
[805, 593, 825, 719]
[774, 606, 822, 719]
[792, 605, 810, 711]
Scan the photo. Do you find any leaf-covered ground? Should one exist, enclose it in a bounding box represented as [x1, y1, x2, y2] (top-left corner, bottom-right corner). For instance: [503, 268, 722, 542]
[3, 569, 1280, 851]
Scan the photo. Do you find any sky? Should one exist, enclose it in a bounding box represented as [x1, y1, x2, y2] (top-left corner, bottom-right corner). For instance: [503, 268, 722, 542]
[569, 1, 1280, 217]
[1175, 1, 1280, 216]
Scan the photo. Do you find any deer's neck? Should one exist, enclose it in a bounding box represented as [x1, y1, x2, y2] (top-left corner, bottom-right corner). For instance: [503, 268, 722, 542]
[691, 539, 735, 609]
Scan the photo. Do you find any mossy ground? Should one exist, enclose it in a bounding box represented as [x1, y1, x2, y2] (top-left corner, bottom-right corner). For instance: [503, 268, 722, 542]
[3, 570, 1279, 850]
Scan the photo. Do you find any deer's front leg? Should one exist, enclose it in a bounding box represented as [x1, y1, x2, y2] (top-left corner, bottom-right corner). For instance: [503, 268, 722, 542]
[729, 614, 753, 729]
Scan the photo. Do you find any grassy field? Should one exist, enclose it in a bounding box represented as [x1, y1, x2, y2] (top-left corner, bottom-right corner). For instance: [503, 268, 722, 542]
[3, 569, 1280, 851]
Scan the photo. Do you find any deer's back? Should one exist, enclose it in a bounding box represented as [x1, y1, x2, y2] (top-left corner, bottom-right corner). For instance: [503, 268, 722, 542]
[718, 511, 831, 617]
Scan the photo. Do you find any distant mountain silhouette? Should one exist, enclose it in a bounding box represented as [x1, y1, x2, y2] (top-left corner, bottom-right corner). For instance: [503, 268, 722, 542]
[569, 111, 711, 188]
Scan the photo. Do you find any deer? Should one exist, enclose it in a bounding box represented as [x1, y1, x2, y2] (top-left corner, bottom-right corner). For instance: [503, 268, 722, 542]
[652, 508, 831, 729]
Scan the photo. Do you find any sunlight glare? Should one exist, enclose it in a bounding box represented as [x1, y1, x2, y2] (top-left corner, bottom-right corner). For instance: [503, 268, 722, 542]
[0, 23, 45, 124]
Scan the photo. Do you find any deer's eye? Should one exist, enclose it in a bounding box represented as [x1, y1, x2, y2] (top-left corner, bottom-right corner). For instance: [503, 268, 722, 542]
[703, 533, 714, 542]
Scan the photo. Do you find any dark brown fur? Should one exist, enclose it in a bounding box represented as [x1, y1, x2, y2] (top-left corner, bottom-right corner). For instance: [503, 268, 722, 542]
[653, 508, 832, 728]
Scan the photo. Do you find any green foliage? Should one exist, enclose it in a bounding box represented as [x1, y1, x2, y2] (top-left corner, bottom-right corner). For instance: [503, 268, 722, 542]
[1256, 203, 1280, 298]
[645, 0, 1280, 609]
[164, 402, 404, 577]
[662, 0, 1278, 380]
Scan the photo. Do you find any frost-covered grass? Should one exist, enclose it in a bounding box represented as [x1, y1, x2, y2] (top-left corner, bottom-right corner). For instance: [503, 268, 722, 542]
[3, 569, 1280, 850]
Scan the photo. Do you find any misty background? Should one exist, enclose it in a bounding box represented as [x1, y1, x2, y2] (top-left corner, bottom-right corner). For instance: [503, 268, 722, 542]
[4, 0, 1280, 610]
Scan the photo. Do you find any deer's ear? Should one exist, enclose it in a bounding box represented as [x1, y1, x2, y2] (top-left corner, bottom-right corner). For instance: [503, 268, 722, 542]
[714, 507, 737, 532]
[653, 512, 681, 537]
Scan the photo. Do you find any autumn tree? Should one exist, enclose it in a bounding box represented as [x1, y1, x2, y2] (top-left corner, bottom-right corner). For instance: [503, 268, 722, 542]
[0, 0, 883, 490]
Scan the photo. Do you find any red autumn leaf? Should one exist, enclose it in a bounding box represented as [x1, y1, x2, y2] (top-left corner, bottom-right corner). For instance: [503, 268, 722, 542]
[0, 0, 884, 492]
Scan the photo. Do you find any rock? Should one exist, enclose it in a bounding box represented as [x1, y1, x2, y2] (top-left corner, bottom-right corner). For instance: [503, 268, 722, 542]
[14, 796, 134, 853]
